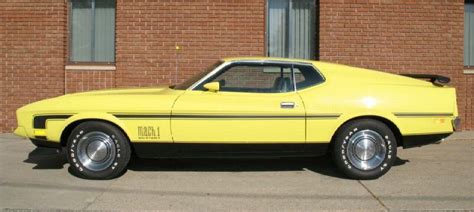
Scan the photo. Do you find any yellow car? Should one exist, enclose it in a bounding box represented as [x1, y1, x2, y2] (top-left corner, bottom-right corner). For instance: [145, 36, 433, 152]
[14, 57, 459, 179]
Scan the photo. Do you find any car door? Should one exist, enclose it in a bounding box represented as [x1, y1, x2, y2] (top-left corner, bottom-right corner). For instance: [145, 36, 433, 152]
[171, 63, 306, 144]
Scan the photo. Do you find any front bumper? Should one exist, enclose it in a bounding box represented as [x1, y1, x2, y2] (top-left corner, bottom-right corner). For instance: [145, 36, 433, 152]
[14, 126, 28, 138]
[31, 138, 61, 149]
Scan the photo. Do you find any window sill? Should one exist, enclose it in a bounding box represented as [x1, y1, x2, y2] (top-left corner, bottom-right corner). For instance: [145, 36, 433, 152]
[65, 65, 116, 71]
[463, 69, 474, 74]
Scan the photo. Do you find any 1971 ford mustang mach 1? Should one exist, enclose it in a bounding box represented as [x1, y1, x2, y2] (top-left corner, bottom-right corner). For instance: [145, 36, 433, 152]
[14, 57, 459, 179]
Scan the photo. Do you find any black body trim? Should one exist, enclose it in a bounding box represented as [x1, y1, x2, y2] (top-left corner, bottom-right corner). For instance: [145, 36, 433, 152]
[132, 143, 329, 158]
[402, 133, 452, 149]
[171, 115, 304, 119]
[114, 114, 170, 119]
[30, 138, 61, 149]
[401, 74, 450, 85]
[112, 114, 340, 120]
[394, 113, 453, 117]
[307, 114, 340, 119]
[33, 115, 72, 129]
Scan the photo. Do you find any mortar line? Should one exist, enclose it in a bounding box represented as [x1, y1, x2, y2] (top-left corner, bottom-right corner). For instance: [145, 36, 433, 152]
[358, 180, 389, 211]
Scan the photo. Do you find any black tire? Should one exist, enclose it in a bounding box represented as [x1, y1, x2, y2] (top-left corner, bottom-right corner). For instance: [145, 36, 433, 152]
[66, 121, 131, 179]
[332, 119, 397, 180]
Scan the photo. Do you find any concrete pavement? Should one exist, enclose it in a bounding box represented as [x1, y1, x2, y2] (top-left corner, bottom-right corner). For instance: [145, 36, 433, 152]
[0, 132, 473, 210]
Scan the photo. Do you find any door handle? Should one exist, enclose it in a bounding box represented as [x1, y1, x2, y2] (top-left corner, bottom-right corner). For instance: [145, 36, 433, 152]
[280, 102, 295, 109]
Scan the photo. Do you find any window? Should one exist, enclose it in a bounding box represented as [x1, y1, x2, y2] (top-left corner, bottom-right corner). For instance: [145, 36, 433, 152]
[174, 61, 223, 90]
[197, 64, 294, 93]
[465, 0, 474, 67]
[266, 0, 316, 59]
[195, 63, 324, 93]
[293, 65, 324, 90]
[70, 0, 115, 63]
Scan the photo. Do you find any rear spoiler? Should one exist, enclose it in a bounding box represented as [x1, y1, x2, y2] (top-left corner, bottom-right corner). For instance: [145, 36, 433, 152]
[400, 74, 450, 86]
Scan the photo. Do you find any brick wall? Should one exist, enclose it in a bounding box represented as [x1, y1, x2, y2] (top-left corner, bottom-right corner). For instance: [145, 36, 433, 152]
[0, 1, 67, 133]
[115, 0, 265, 88]
[319, 0, 473, 130]
[65, 70, 116, 93]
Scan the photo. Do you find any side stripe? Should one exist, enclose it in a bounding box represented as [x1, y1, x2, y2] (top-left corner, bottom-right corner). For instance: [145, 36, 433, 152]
[112, 113, 341, 119]
[33, 115, 72, 129]
[394, 113, 453, 117]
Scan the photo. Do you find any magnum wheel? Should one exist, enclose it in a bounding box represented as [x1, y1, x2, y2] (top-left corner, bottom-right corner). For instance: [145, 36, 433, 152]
[66, 121, 131, 179]
[332, 119, 397, 179]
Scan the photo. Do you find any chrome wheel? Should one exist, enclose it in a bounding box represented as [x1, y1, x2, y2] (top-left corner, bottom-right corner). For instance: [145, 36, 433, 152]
[77, 131, 116, 172]
[346, 130, 387, 170]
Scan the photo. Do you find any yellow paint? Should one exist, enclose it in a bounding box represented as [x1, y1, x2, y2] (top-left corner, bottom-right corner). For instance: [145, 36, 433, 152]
[14, 57, 457, 147]
[171, 90, 306, 143]
[33, 129, 46, 136]
[203, 82, 220, 92]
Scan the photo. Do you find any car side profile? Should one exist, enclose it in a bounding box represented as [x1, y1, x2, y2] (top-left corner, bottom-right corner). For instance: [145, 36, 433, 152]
[14, 57, 460, 179]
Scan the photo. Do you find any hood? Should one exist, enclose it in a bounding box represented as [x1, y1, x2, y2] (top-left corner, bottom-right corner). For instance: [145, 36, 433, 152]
[63, 86, 171, 97]
[18, 86, 183, 114]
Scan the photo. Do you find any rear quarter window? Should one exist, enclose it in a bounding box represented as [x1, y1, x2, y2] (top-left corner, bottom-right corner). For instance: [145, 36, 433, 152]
[294, 65, 324, 90]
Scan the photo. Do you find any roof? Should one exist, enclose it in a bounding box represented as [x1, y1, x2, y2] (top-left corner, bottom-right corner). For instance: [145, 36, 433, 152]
[222, 57, 316, 64]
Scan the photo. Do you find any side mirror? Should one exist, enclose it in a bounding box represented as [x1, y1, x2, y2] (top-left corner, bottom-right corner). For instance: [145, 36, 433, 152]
[203, 82, 220, 92]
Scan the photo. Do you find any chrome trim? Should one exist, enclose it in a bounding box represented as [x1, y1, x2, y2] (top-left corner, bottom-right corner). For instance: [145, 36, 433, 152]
[280, 102, 295, 109]
[187, 59, 326, 92]
[188, 61, 231, 90]
[77, 131, 116, 172]
[452, 117, 461, 131]
[346, 129, 387, 171]
[291, 64, 297, 91]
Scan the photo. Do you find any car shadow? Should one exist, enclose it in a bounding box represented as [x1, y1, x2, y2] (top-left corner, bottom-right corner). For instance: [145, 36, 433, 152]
[127, 155, 347, 178]
[23, 147, 67, 169]
[23, 147, 410, 179]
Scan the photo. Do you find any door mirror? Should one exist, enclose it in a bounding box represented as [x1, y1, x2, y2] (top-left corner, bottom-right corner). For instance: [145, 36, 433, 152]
[203, 82, 220, 92]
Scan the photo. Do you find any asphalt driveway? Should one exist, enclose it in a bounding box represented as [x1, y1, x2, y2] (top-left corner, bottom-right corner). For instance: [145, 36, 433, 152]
[0, 133, 473, 210]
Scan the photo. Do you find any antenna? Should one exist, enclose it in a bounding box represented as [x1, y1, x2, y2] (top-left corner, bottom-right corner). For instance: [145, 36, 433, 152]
[175, 45, 181, 85]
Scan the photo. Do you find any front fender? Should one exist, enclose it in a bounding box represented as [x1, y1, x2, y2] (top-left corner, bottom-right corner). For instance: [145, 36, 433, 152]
[48, 113, 131, 143]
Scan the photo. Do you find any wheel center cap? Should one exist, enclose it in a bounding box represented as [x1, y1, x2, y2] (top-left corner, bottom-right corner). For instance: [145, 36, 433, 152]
[86, 140, 108, 161]
[355, 139, 376, 161]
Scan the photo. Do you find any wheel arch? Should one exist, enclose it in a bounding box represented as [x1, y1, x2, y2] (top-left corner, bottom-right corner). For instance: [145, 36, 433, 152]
[59, 114, 132, 147]
[330, 115, 403, 149]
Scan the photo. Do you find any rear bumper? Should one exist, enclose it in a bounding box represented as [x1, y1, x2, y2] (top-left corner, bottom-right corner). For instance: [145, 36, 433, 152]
[452, 117, 461, 131]
[402, 133, 452, 149]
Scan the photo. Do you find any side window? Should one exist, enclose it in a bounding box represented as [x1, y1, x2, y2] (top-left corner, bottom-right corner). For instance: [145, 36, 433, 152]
[293, 65, 324, 90]
[198, 65, 294, 93]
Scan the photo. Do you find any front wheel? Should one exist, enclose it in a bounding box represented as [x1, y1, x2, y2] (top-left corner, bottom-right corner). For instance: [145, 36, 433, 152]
[66, 121, 131, 179]
[332, 119, 397, 180]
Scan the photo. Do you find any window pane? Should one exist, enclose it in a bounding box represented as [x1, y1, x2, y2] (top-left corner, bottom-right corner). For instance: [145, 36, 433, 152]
[294, 65, 324, 90]
[94, 0, 115, 62]
[267, 0, 315, 59]
[70, 0, 115, 62]
[465, 2, 474, 66]
[211, 65, 294, 93]
[268, 0, 288, 58]
[71, 0, 93, 62]
[289, 0, 315, 59]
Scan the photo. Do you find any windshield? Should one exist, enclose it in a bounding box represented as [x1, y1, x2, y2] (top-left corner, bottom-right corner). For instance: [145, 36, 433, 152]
[174, 61, 223, 90]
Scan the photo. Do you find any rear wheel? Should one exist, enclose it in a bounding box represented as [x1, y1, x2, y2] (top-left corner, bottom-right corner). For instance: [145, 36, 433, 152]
[332, 119, 397, 179]
[66, 121, 131, 179]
